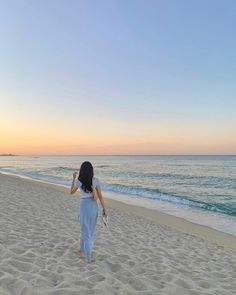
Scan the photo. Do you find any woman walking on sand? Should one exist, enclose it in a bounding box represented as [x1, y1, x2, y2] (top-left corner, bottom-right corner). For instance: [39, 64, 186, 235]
[70, 161, 107, 264]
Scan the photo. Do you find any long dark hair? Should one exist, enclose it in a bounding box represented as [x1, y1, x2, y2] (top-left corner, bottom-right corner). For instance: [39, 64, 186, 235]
[78, 161, 94, 193]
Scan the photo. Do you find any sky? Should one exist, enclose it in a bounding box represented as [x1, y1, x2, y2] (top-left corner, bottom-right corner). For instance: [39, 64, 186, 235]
[0, 0, 236, 155]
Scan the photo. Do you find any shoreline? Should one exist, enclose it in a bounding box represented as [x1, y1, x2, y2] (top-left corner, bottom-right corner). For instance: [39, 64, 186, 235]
[1, 172, 236, 250]
[1, 169, 236, 237]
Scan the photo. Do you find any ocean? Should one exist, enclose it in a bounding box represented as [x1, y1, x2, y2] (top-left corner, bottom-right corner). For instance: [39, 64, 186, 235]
[1, 155, 236, 236]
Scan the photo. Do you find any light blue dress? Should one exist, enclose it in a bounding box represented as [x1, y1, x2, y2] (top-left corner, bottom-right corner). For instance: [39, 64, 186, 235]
[76, 177, 100, 260]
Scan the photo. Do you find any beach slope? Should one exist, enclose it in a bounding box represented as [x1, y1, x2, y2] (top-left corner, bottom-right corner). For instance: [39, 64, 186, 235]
[0, 174, 236, 295]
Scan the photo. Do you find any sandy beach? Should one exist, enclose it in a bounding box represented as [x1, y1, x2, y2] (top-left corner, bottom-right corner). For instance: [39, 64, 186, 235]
[0, 173, 236, 295]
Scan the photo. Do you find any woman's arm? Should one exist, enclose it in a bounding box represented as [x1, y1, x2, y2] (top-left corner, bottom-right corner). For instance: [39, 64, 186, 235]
[70, 172, 78, 194]
[96, 186, 107, 216]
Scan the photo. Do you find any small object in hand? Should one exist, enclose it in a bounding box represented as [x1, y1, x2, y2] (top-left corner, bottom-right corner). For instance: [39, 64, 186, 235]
[102, 214, 109, 227]
[102, 209, 108, 226]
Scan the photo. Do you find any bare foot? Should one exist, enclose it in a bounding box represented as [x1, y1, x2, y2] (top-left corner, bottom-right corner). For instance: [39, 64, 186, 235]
[77, 249, 84, 257]
[81, 258, 96, 264]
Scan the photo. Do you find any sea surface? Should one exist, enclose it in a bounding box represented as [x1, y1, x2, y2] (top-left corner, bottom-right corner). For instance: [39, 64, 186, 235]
[1, 155, 236, 235]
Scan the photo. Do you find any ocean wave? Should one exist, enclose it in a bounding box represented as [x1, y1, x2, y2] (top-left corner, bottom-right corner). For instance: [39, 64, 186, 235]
[142, 172, 235, 183]
[102, 183, 236, 216]
[100, 170, 236, 188]
[1, 167, 236, 217]
[46, 166, 78, 172]
[95, 165, 111, 168]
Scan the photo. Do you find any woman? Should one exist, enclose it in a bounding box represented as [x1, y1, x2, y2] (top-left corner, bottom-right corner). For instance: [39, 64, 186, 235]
[70, 161, 106, 264]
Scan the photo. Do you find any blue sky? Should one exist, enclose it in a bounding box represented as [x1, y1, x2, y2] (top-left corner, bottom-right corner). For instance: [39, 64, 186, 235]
[0, 0, 236, 154]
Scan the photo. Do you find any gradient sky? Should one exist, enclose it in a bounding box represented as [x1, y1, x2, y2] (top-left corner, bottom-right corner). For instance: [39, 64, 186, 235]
[0, 0, 236, 155]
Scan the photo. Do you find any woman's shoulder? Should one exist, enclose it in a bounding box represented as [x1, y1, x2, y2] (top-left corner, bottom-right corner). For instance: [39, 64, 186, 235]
[93, 177, 101, 186]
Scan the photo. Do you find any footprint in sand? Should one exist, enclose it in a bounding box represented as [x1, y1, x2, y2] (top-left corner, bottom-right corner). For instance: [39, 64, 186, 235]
[0, 274, 15, 290]
[8, 246, 26, 255]
[105, 262, 122, 273]
[197, 280, 211, 289]
[127, 277, 147, 291]
[89, 274, 106, 283]
[115, 254, 130, 263]
[175, 278, 191, 289]
[189, 290, 204, 295]
[49, 273, 64, 286]
[9, 259, 33, 272]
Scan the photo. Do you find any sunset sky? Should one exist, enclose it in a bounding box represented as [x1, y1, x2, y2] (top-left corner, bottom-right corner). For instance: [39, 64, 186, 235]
[1, 0, 236, 155]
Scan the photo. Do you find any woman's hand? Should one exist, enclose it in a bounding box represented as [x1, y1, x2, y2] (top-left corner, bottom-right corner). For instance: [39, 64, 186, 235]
[70, 172, 78, 194]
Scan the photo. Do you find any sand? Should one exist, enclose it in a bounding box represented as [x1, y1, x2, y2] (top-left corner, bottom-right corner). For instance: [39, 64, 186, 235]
[0, 173, 236, 295]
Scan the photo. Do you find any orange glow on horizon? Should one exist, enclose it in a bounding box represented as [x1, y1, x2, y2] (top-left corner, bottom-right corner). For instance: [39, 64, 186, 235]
[1, 92, 235, 156]
[1, 139, 235, 156]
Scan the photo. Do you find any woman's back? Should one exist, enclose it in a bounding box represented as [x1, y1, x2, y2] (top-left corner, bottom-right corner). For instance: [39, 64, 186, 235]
[76, 177, 101, 198]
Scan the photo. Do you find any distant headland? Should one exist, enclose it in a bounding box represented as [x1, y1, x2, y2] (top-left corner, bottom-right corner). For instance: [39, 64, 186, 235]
[0, 154, 17, 156]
